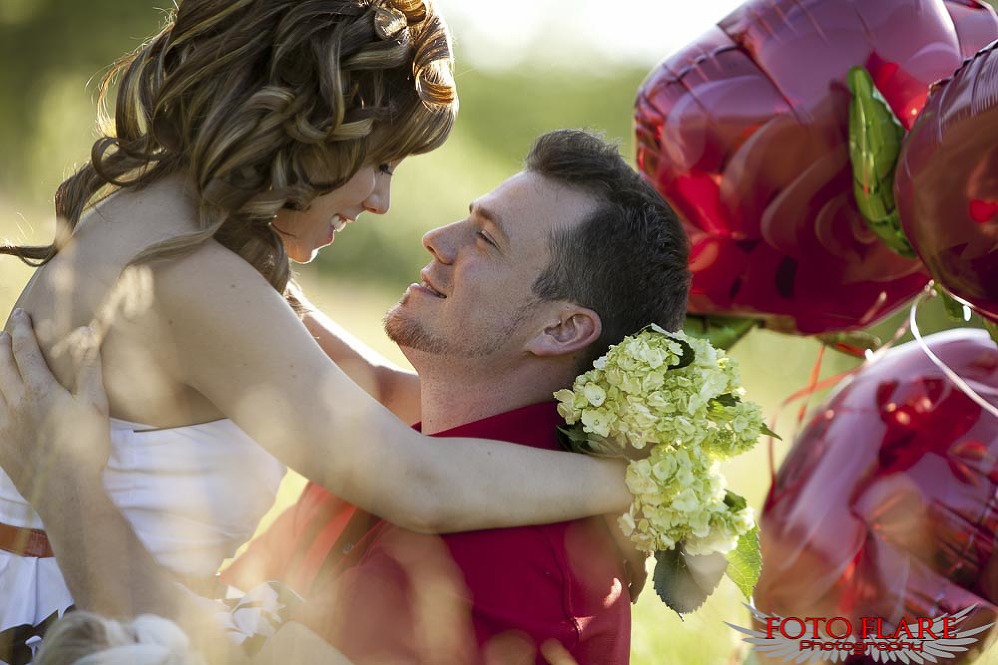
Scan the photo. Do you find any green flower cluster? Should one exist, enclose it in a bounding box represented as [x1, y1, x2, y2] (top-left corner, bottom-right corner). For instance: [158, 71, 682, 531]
[554, 325, 765, 556]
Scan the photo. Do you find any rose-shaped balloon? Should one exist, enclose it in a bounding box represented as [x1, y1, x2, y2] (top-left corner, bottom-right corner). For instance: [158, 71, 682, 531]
[635, 0, 998, 336]
[896, 40, 998, 325]
[755, 328, 998, 663]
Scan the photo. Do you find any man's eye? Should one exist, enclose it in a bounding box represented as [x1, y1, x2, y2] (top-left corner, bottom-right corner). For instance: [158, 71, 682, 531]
[476, 231, 496, 247]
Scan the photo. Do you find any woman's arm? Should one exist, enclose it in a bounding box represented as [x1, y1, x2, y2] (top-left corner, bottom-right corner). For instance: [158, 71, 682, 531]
[157, 243, 630, 534]
[300, 306, 421, 424]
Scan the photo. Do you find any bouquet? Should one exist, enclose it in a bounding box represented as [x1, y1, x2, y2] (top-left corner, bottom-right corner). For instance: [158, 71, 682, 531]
[554, 324, 771, 614]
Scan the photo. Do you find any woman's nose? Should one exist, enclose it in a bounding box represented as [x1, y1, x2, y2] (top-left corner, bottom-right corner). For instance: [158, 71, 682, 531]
[363, 174, 391, 215]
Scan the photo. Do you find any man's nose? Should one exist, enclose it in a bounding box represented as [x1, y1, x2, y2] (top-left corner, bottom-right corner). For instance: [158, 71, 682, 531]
[421, 221, 462, 264]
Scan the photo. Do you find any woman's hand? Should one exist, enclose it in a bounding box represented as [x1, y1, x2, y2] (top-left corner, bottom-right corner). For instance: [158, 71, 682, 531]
[0, 309, 111, 503]
[0, 313, 212, 624]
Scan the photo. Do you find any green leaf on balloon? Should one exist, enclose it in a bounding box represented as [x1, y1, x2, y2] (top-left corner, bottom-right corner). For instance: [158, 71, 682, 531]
[984, 318, 998, 346]
[817, 329, 882, 356]
[847, 65, 915, 258]
[683, 314, 758, 351]
[935, 283, 972, 323]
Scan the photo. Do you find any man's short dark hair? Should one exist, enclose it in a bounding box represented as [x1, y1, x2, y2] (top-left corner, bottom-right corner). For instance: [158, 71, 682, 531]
[528, 129, 690, 369]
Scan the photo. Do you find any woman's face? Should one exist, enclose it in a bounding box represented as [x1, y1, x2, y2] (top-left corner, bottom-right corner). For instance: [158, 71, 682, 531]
[274, 162, 398, 263]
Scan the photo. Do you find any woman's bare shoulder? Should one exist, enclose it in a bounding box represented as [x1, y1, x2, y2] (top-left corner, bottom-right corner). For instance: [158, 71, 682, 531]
[148, 239, 309, 362]
[150, 239, 287, 310]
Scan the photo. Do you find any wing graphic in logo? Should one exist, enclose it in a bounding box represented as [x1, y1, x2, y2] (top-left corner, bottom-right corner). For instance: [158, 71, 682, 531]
[726, 604, 994, 664]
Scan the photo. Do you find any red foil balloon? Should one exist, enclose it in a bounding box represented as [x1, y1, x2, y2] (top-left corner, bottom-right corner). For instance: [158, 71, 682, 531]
[896, 41, 998, 324]
[756, 329, 998, 662]
[635, 0, 998, 335]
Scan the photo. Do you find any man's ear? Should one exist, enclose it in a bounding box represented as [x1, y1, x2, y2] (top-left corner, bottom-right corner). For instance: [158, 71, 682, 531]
[526, 305, 602, 358]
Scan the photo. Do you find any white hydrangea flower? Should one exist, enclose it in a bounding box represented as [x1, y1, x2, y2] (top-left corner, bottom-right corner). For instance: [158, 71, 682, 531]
[582, 383, 607, 407]
[553, 326, 767, 557]
[580, 407, 614, 438]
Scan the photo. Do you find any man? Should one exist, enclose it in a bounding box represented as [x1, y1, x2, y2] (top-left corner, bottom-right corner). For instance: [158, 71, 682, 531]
[236, 129, 689, 664]
[0, 130, 689, 663]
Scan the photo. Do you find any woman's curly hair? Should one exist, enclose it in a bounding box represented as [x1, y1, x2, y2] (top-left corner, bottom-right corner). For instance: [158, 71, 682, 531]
[3, 0, 457, 299]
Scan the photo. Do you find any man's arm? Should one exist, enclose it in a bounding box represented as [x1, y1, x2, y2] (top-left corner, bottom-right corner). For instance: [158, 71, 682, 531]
[300, 306, 421, 424]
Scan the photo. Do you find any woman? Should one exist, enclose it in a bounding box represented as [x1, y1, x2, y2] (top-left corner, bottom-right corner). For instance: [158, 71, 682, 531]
[0, 0, 630, 658]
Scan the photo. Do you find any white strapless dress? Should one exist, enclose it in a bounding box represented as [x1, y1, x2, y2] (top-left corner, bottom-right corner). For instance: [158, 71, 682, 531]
[0, 417, 285, 652]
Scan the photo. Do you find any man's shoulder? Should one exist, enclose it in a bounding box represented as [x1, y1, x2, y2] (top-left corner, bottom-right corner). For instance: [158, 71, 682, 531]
[433, 401, 565, 451]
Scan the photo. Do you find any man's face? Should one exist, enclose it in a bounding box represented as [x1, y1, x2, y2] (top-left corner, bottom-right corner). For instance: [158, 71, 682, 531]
[384, 170, 596, 365]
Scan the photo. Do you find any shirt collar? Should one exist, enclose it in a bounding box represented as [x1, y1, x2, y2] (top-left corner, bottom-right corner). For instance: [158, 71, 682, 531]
[415, 401, 565, 452]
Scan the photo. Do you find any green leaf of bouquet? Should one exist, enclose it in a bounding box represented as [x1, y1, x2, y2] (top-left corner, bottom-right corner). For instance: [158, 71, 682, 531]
[723, 490, 748, 512]
[557, 424, 594, 454]
[643, 323, 697, 369]
[557, 425, 624, 458]
[670, 337, 696, 370]
[726, 525, 762, 600]
[653, 546, 727, 616]
[712, 393, 739, 408]
[760, 423, 782, 440]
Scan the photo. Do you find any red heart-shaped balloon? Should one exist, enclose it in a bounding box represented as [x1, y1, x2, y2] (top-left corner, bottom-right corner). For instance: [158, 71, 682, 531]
[755, 328, 998, 662]
[896, 41, 998, 324]
[635, 0, 998, 335]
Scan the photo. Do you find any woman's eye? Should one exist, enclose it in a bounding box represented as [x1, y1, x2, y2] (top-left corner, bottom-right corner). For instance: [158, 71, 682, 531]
[378, 163, 394, 176]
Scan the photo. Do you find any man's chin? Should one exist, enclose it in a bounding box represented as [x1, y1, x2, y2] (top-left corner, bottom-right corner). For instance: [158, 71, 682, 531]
[383, 309, 444, 355]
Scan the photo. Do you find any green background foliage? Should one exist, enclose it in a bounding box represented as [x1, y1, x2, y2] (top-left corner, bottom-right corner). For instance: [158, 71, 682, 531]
[0, 2, 994, 663]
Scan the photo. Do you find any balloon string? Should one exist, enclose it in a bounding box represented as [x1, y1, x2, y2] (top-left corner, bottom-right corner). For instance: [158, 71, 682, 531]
[909, 286, 998, 421]
[768, 347, 862, 484]
[863, 305, 913, 363]
[768, 434, 776, 491]
[763, 307, 913, 484]
[798, 345, 826, 425]
[763, 351, 825, 488]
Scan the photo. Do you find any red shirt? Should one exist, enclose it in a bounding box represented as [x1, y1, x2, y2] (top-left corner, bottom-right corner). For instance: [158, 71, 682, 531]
[226, 402, 630, 664]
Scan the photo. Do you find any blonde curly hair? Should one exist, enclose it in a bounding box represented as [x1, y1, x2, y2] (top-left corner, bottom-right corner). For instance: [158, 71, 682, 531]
[3, 0, 457, 300]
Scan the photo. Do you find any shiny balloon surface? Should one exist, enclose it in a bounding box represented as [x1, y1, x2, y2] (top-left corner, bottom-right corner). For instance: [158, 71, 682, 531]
[635, 0, 998, 335]
[756, 328, 998, 662]
[896, 41, 998, 324]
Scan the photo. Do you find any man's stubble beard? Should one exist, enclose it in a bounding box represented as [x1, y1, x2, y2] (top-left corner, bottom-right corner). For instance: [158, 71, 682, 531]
[382, 297, 539, 359]
[383, 301, 453, 355]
